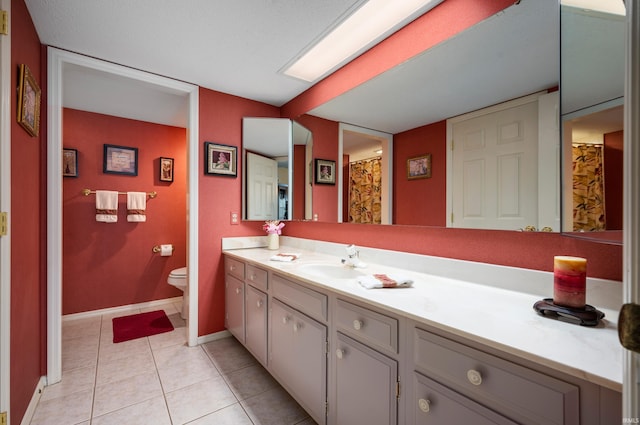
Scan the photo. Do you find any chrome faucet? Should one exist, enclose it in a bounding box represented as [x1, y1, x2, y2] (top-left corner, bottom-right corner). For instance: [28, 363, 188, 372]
[341, 244, 367, 268]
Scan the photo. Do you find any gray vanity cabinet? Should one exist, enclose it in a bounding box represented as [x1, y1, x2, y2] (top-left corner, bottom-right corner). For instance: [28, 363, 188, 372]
[270, 298, 328, 425]
[224, 262, 245, 343]
[245, 284, 268, 365]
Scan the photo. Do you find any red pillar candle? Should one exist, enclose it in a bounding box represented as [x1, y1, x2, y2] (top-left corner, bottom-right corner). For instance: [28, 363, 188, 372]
[553, 256, 587, 309]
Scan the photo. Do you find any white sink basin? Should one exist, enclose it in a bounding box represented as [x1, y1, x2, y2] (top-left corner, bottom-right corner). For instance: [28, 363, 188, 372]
[298, 264, 366, 280]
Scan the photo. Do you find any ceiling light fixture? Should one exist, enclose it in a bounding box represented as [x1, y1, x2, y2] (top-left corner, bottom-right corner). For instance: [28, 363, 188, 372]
[283, 0, 444, 83]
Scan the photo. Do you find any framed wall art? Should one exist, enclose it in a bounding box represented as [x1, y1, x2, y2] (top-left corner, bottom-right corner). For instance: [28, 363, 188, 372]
[315, 158, 336, 185]
[17, 64, 41, 137]
[205, 142, 237, 177]
[63, 148, 78, 177]
[103, 144, 138, 176]
[407, 154, 432, 180]
[160, 157, 174, 182]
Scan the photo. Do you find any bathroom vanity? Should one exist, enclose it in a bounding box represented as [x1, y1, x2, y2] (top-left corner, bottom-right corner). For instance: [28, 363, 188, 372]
[223, 237, 622, 425]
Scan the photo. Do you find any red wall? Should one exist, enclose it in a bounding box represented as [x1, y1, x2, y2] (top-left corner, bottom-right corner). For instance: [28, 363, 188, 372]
[197, 88, 280, 336]
[295, 114, 340, 222]
[62, 109, 188, 314]
[11, 1, 45, 423]
[604, 130, 623, 230]
[394, 121, 448, 226]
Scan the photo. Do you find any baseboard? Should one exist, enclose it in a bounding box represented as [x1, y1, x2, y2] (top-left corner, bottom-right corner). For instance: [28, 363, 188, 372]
[197, 329, 231, 345]
[20, 376, 46, 425]
[62, 297, 183, 322]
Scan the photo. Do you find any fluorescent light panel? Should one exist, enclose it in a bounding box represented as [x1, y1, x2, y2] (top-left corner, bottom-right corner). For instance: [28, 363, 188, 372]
[284, 0, 443, 82]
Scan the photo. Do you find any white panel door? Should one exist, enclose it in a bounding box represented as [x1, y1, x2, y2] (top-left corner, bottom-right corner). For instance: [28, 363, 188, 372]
[451, 99, 539, 230]
[246, 151, 278, 220]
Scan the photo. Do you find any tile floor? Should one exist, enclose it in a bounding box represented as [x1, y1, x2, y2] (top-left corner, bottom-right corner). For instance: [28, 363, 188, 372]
[30, 300, 317, 425]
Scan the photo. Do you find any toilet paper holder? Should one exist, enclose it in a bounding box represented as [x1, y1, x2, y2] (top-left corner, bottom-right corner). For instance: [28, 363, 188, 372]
[152, 245, 174, 254]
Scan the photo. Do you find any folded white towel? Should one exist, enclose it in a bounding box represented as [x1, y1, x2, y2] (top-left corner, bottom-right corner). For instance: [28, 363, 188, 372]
[127, 192, 147, 222]
[358, 273, 413, 289]
[96, 190, 118, 223]
[270, 253, 301, 262]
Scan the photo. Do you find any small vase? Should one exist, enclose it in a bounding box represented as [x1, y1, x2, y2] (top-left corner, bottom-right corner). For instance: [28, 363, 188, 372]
[267, 233, 279, 250]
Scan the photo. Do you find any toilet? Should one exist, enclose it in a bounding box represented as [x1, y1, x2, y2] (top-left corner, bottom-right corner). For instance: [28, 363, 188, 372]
[168, 267, 188, 319]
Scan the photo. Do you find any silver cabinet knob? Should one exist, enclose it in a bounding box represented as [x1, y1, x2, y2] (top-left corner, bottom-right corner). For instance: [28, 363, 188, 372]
[353, 319, 363, 330]
[249, 273, 256, 281]
[230, 265, 235, 271]
[256, 299, 263, 308]
[235, 287, 241, 295]
[293, 322, 301, 332]
[418, 398, 430, 413]
[467, 369, 483, 386]
[336, 348, 345, 359]
[282, 316, 290, 325]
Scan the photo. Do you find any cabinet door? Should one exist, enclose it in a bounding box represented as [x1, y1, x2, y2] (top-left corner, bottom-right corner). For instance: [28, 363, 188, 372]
[270, 299, 327, 425]
[225, 274, 245, 344]
[334, 332, 398, 425]
[245, 285, 268, 365]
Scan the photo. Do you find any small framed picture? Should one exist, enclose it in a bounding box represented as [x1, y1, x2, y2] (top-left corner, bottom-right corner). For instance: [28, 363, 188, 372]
[63, 148, 78, 177]
[160, 157, 174, 182]
[315, 158, 336, 185]
[17, 64, 41, 137]
[103, 144, 138, 176]
[205, 142, 237, 177]
[407, 154, 432, 180]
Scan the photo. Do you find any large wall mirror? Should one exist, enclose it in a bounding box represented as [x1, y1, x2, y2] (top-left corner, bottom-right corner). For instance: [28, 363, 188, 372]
[302, 0, 561, 231]
[560, 0, 625, 244]
[242, 117, 312, 221]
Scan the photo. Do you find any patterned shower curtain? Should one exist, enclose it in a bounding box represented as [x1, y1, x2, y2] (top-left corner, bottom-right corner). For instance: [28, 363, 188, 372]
[348, 157, 382, 224]
[572, 144, 605, 231]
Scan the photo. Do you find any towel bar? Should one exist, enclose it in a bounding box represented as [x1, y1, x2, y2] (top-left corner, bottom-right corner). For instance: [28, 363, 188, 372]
[82, 189, 157, 198]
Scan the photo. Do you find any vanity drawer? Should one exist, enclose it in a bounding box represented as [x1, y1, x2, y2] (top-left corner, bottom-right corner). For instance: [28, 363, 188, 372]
[272, 274, 327, 322]
[225, 257, 245, 281]
[414, 328, 579, 425]
[336, 298, 398, 354]
[246, 264, 268, 291]
[413, 371, 517, 425]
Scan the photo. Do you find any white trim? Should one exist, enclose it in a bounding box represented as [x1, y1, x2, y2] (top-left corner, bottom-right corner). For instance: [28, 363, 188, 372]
[18, 376, 45, 425]
[61, 297, 183, 322]
[47, 48, 200, 383]
[337, 123, 393, 224]
[197, 329, 232, 345]
[0, 0, 11, 420]
[623, 0, 640, 419]
[445, 91, 548, 227]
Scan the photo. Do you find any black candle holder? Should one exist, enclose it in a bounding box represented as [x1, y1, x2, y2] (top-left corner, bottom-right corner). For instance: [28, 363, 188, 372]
[533, 298, 604, 326]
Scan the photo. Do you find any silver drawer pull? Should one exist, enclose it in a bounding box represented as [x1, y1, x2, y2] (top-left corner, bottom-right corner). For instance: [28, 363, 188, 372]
[250, 274, 256, 281]
[293, 322, 301, 332]
[230, 265, 235, 271]
[235, 287, 241, 295]
[353, 319, 364, 330]
[418, 398, 430, 413]
[336, 348, 345, 359]
[256, 300, 263, 308]
[282, 316, 290, 325]
[467, 369, 483, 386]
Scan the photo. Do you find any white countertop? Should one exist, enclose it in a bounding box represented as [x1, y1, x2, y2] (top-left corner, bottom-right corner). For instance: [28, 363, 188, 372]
[222, 237, 623, 392]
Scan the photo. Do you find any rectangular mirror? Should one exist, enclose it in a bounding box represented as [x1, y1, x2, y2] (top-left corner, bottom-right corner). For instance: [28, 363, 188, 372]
[242, 117, 313, 221]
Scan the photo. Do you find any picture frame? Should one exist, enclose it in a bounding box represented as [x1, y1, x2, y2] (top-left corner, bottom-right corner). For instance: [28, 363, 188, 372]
[17, 64, 41, 137]
[407, 154, 432, 180]
[103, 144, 138, 176]
[159, 157, 174, 182]
[205, 142, 237, 177]
[63, 148, 78, 177]
[315, 158, 336, 185]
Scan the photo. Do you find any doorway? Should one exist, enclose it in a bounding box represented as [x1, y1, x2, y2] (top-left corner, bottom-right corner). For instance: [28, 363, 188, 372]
[46, 48, 200, 384]
[338, 123, 393, 224]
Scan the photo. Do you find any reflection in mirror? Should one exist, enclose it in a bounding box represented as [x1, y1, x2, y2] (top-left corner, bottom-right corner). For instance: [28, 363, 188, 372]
[560, 1, 625, 243]
[338, 124, 393, 224]
[242, 118, 312, 221]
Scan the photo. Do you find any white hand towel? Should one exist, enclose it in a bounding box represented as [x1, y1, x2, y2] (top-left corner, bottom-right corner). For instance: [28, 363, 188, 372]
[96, 190, 118, 223]
[357, 273, 413, 289]
[127, 192, 147, 222]
[270, 253, 301, 262]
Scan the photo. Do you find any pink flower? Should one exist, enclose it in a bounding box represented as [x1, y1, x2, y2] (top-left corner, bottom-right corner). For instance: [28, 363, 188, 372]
[263, 220, 285, 235]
